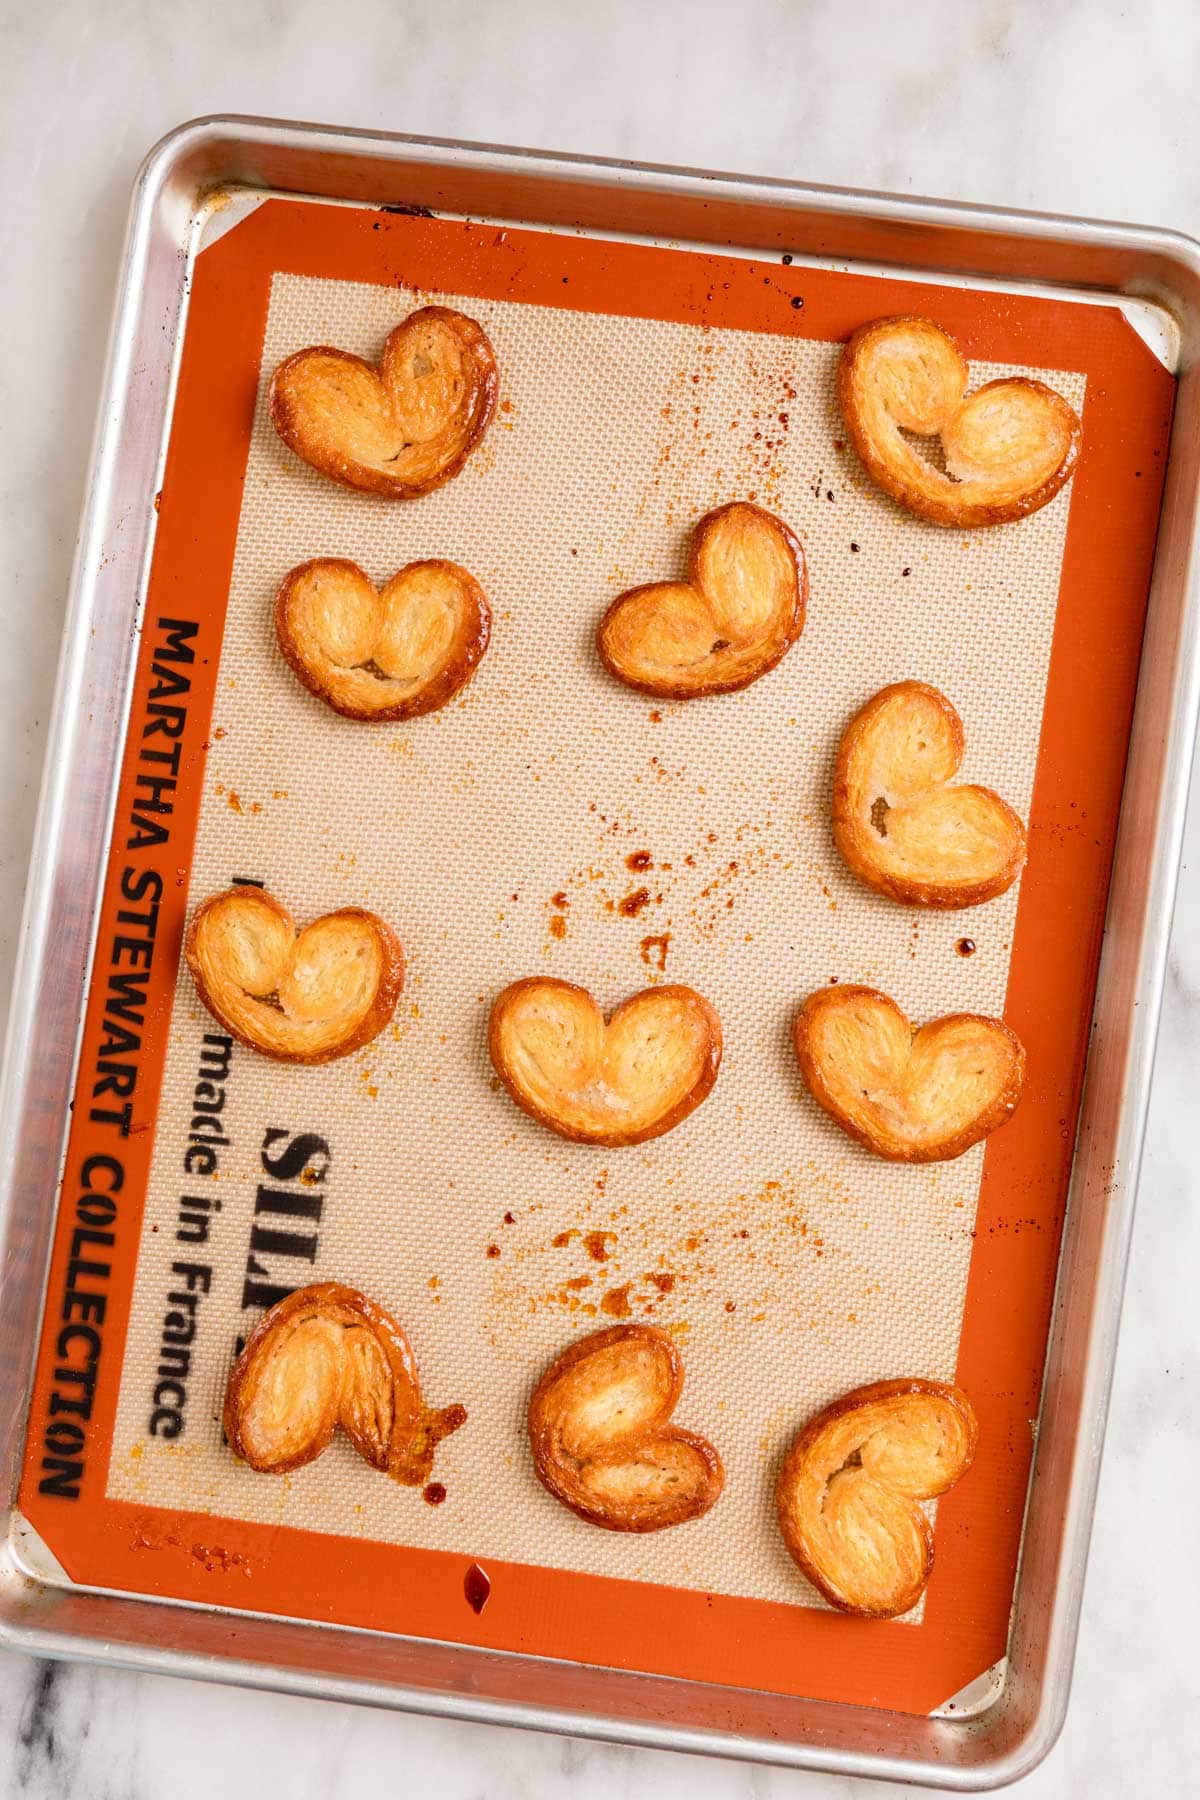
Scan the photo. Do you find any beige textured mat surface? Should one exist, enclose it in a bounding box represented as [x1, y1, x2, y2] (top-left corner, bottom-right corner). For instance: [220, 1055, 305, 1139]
[108, 269, 1083, 1607]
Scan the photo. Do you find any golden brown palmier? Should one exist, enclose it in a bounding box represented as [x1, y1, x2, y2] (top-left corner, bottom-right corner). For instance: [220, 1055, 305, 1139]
[598, 502, 807, 699]
[185, 887, 404, 1064]
[275, 557, 491, 721]
[529, 1324, 724, 1531]
[270, 305, 497, 498]
[833, 681, 1027, 908]
[488, 977, 722, 1146]
[224, 1282, 464, 1485]
[839, 315, 1080, 527]
[776, 1378, 978, 1617]
[794, 984, 1025, 1162]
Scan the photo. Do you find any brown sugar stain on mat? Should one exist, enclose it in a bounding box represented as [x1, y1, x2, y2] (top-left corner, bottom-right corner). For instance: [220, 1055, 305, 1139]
[627, 333, 804, 526]
[479, 1161, 939, 1362]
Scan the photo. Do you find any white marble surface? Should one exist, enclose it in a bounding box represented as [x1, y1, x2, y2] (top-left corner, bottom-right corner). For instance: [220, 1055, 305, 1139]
[3, 0, 1199, 1792]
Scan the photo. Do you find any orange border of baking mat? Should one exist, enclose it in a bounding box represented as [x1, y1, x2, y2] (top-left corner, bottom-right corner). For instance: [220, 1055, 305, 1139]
[16, 198, 1173, 1715]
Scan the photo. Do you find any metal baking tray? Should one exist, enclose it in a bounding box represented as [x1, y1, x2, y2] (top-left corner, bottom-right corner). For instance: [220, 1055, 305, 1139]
[2, 116, 1199, 1789]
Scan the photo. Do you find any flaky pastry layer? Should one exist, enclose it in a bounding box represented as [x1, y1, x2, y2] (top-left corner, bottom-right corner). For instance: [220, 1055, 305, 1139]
[275, 556, 491, 721]
[598, 501, 807, 699]
[528, 1324, 724, 1532]
[833, 680, 1027, 908]
[226, 1283, 430, 1480]
[776, 1378, 978, 1618]
[794, 984, 1025, 1162]
[839, 315, 1081, 527]
[225, 1284, 418, 1476]
[185, 887, 404, 1064]
[488, 977, 722, 1145]
[270, 305, 498, 498]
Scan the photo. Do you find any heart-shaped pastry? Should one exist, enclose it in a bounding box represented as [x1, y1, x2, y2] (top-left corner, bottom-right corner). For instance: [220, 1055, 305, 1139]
[275, 557, 491, 721]
[776, 1378, 978, 1618]
[225, 1284, 420, 1476]
[224, 1283, 465, 1485]
[185, 887, 404, 1064]
[528, 1324, 724, 1531]
[794, 984, 1025, 1162]
[488, 977, 722, 1146]
[833, 681, 1027, 908]
[597, 502, 807, 699]
[839, 315, 1081, 527]
[269, 305, 498, 499]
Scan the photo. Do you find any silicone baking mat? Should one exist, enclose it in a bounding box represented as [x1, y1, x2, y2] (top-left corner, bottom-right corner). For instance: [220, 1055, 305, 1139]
[17, 198, 1172, 1716]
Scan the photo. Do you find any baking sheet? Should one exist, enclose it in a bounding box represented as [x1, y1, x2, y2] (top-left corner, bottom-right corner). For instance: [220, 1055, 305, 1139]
[15, 191, 1174, 1722]
[105, 264, 1081, 1607]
